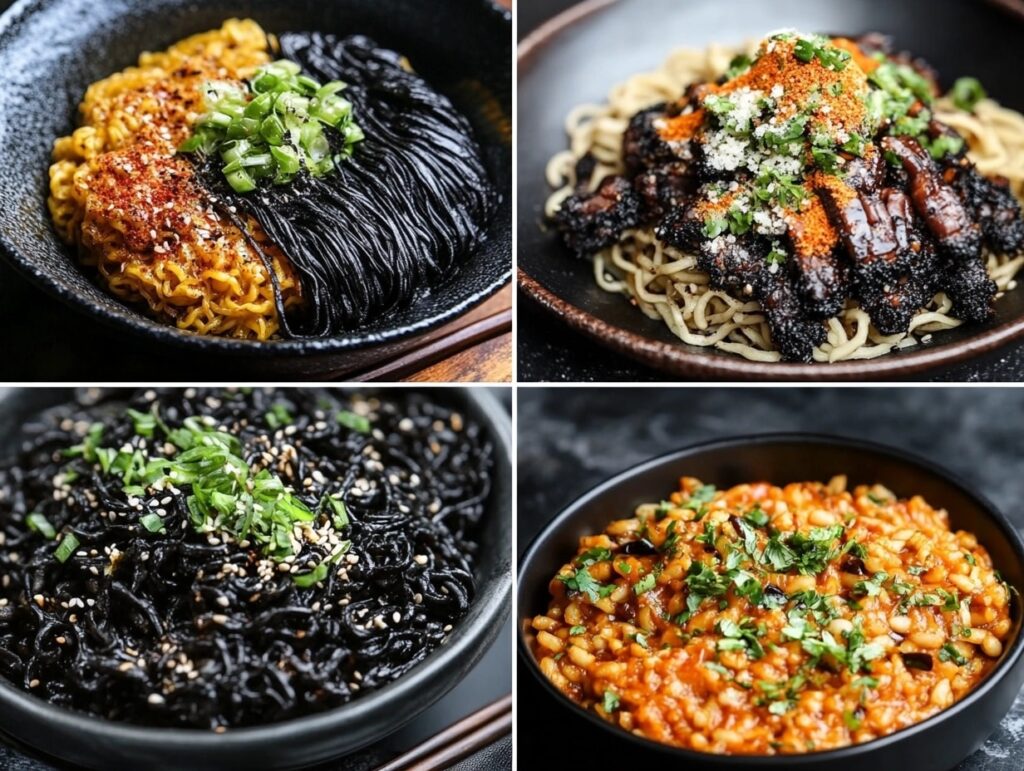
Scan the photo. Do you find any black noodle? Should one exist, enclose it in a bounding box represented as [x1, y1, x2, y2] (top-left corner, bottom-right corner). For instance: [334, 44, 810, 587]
[0, 388, 492, 729]
[196, 34, 497, 338]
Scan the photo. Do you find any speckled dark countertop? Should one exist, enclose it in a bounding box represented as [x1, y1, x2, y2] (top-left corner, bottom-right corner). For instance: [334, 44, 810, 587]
[516, 0, 1024, 383]
[517, 387, 1024, 770]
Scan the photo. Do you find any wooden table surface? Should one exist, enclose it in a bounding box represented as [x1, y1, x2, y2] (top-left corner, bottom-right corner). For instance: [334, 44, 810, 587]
[396, 0, 512, 383]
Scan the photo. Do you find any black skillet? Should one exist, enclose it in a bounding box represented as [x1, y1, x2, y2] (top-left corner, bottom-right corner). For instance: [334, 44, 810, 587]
[0, 0, 511, 379]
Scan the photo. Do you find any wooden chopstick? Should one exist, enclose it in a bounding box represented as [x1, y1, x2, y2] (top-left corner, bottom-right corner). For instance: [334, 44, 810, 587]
[351, 308, 512, 382]
[373, 693, 512, 771]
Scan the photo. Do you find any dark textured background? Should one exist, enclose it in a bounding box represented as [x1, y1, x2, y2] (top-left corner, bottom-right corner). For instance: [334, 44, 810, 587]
[0, 387, 512, 770]
[516, 0, 1024, 382]
[517, 387, 1024, 769]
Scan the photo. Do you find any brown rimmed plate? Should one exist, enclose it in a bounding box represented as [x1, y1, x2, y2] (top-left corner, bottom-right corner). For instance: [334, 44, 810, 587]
[517, 0, 1024, 381]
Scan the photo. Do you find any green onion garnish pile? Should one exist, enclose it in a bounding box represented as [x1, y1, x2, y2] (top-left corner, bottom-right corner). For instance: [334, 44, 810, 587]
[63, 408, 353, 586]
[177, 60, 366, 193]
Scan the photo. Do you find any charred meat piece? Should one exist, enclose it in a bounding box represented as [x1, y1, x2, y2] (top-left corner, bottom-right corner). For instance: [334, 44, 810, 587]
[791, 250, 849, 319]
[949, 164, 1024, 256]
[572, 153, 599, 191]
[661, 208, 825, 361]
[938, 251, 997, 322]
[851, 189, 938, 335]
[759, 273, 827, 362]
[856, 276, 923, 336]
[882, 136, 982, 261]
[554, 175, 641, 258]
[819, 186, 908, 284]
[623, 104, 684, 176]
[659, 204, 770, 293]
[633, 164, 695, 222]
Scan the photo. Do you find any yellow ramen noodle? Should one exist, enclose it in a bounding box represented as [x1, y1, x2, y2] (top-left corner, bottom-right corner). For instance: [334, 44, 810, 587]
[48, 19, 301, 340]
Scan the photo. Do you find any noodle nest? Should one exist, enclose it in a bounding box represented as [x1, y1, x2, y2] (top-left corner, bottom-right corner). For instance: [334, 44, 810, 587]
[48, 19, 302, 340]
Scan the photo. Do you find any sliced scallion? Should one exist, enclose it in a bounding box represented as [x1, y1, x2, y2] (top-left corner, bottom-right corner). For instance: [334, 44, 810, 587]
[139, 513, 166, 533]
[177, 58, 365, 192]
[27, 512, 56, 540]
[54, 532, 80, 563]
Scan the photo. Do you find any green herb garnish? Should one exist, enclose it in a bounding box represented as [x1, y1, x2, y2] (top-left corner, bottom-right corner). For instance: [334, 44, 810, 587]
[54, 532, 79, 563]
[951, 77, 987, 113]
[26, 512, 56, 540]
[178, 60, 365, 193]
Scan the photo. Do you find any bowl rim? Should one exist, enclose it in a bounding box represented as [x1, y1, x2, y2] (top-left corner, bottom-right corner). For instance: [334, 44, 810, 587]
[516, 0, 1024, 381]
[516, 431, 1024, 766]
[0, 0, 512, 358]
[0, 387, 512, 757]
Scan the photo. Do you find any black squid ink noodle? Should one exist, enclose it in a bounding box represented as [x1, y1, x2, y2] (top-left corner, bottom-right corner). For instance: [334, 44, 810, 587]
[0, 388, 492, 729]
[194, 34, 498, 337]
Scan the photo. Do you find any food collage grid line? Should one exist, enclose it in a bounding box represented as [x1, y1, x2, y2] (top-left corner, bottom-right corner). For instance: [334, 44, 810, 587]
[0, 0, 1023, 770]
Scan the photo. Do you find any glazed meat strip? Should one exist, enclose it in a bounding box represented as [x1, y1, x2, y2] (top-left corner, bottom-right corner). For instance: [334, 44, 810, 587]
[882, 136, 983, 262]
[854, 189, 939, 335]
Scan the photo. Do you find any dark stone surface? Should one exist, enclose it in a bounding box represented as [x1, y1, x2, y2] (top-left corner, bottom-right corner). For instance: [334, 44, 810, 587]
[0, 387, 512, 770]
[516, 0, 1024, 383]
[517, 387, 1024, 770]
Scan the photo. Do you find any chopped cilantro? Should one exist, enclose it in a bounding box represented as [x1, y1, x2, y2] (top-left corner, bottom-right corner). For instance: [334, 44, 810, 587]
[726, 54, 753, 79]
[703, 217, 729, 239]
[576, 547, 612, 567]
[558, 566, 614, 602]
[744, 505, 769, 527]
[602, 690, 620, 712]
[634, 572, 657, 596]
[852, 571, 889, 598]
[939, 642, 968, 666]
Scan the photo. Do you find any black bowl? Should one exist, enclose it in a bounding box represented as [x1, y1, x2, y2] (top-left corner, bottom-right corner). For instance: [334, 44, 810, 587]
[517, 434, 1024, 771]
[0, 387, 512, 770]
[0, 0, 511, 378]
[517, 0, 1024, 380]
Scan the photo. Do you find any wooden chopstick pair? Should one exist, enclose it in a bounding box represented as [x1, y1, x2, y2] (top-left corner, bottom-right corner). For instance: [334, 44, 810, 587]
[352, 308, 512, 382]
[373, 693, 512, 771]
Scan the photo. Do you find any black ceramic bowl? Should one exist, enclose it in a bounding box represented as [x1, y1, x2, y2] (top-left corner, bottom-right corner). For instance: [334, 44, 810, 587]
[517, 434, 1024, 771]
[517, 0, 1024, 380]
[0, 0, 511, 378]
[0, 387, 512, 770]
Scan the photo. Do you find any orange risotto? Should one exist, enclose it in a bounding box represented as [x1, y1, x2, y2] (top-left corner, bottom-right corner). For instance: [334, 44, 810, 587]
[47, 19, 301, 340]
[528, 476, 1014, 754]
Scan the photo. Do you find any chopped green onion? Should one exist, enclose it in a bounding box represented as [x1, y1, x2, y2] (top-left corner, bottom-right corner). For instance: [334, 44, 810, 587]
[325, 495, 349, 529]
[225, 168, 257, 193]
[139, 513, 166, 533]
[336, 410, 371, 434]
[293, 562, 329, 588]
[178, 59, 364, 192]
[54, 532, 80, 563]
[27, 512, 56, 540]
